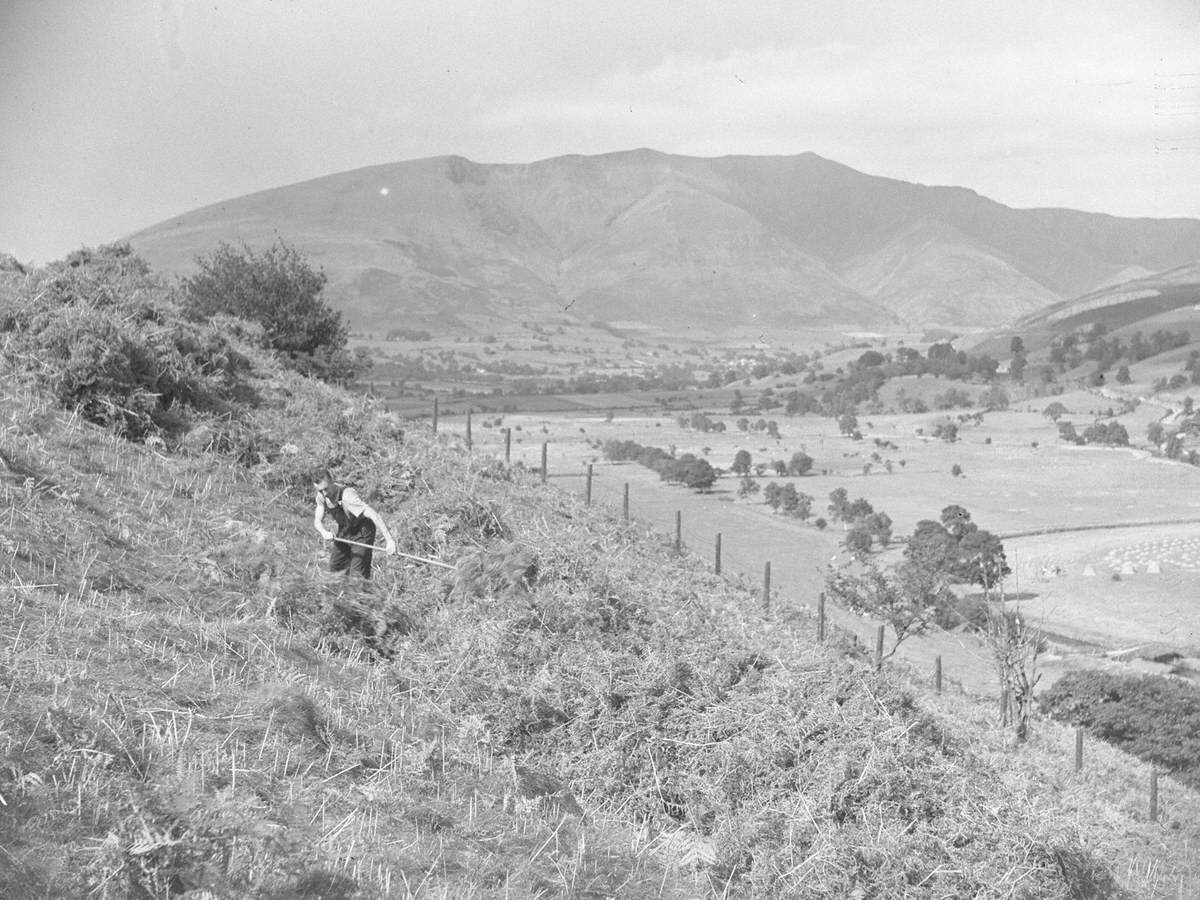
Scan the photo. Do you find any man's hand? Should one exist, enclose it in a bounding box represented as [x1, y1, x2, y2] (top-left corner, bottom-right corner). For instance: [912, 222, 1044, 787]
[319, 528, 335, 541]
[384, 538, 397, 556]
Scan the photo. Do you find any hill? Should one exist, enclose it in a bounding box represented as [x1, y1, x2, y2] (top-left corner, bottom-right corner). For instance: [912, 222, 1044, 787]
[127, 150, 1200, 336]
[1016, 262, 1200, 339]
[3, 248, 1200, 897]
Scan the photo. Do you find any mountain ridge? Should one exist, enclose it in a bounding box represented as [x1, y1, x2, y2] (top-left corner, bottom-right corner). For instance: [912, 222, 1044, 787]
[127, 150, 1200, 334]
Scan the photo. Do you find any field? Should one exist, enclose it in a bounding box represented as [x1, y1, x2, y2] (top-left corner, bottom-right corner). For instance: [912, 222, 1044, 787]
[440, 391, 1200, 687]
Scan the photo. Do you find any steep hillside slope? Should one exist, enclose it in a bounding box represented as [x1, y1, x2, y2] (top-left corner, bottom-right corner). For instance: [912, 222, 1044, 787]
[1015, 262, 1200, 343]
[127, 150, 1200, 335]
[842, 219, 1061, 327]
[3, 253, 1200, 898]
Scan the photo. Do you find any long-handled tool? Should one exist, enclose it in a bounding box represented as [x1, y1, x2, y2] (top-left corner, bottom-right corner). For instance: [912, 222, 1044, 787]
[329, 537, 455, 570]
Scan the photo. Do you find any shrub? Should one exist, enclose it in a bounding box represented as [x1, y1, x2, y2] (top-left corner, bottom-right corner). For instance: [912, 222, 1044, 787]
[1041, 670, 1200, 788]
[787, 450, 813, 475]
[181, 239, 369, 382]
[1081, 421, 1129, 446]
[0, 245, 257, 441]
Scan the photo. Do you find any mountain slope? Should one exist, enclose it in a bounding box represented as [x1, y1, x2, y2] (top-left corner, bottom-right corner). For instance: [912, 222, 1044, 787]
[1016, 261, 1200, 338]
[842, 219, 1062, 327]
[127, 150, 1200, 334]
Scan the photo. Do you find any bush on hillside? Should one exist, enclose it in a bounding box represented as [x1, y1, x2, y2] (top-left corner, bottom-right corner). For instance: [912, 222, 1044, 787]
[827, 561, 955, 654]
[181, 239, 370, 382]
[1041, 669, 1200, 788]
[0, 243, 257, 441]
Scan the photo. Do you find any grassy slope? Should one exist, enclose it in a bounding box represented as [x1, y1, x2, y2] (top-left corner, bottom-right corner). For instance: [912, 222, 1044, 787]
[3, 271, 1200, 897]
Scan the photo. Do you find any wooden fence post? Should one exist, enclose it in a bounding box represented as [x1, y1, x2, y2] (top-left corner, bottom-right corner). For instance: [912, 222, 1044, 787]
[1150, 769, 1159, 822]
[504, 427, 511, 463]
[714, 532, 722, 575]
[1074, 728, 1084, 773]
[540, 442, 548, 484]
[622, 483, 629, 522]
[466, 411, 472, 449]
[432, 397, 439, 433]
[762, 561, 771, 611]
[875, 625, 885, 670]
[1000, 689, 1011, 727]
[674, 511, 682, 553]
[934, 656, 942, 693]
[585, 463, 593, 505]
[817, 592, 826, 643]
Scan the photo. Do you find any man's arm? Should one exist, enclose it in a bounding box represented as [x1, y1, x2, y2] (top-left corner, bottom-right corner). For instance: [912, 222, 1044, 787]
[363, 505, 397, 555]
[314, 495, 334, 540]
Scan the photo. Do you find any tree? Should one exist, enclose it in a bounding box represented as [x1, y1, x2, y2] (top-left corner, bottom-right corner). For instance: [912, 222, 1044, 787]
[786, 451, 813, 476]
[737, 476, 760, 499]
[866, 511, 893, 546]
[940, 504, 973, 539]
[987, 607, 1044, 742]
[763, 482, 783, 512]
[682, 458, 717, 492]
[837, 412, 859, 436]
[828, 487, 850, 522]
[905, 510, 1010, 589]
[1009, 336, 1026, 356]
[1081, 421, 1129, 446]
[181, 239, 367, 381]
[847, 497, 875, 521]
[1147, 421, 1165, 445]
[1042, 402, 1069, 422]
[1116, 364, 1132, 384]
[777, 485, 813, 520]
[731, 449, 752, 476]
[844, 527, 873, 558]
[931, 420, 959, 442]
[980, 385, 1009, 410]
[826, 562, 954, 657]
[905, 520, 958, 574]
[954, 527, 1010, 588]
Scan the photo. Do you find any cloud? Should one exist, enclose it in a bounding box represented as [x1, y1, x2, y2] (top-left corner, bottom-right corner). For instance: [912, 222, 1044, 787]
[476, 25, 1199, 215]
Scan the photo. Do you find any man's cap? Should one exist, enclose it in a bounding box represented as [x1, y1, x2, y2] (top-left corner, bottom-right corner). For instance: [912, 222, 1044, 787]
[309, 466, 333, 485]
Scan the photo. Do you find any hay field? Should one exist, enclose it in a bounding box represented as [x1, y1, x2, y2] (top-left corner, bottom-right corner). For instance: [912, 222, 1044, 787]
[1007, 525, 1200, 651]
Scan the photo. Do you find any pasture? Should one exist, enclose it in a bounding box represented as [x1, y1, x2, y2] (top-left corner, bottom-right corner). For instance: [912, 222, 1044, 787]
[448, 398, 1200, 663]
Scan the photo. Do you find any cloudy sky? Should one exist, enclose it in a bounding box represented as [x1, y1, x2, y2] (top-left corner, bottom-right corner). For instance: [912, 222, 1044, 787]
[2, 0, 1198, 263]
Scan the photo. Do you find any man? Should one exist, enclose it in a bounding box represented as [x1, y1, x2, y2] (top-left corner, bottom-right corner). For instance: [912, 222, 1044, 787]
[311, 468, 396, 578]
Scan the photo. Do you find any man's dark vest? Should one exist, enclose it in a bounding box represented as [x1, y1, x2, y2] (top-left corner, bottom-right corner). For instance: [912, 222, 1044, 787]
[321, 483, 371, 535]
